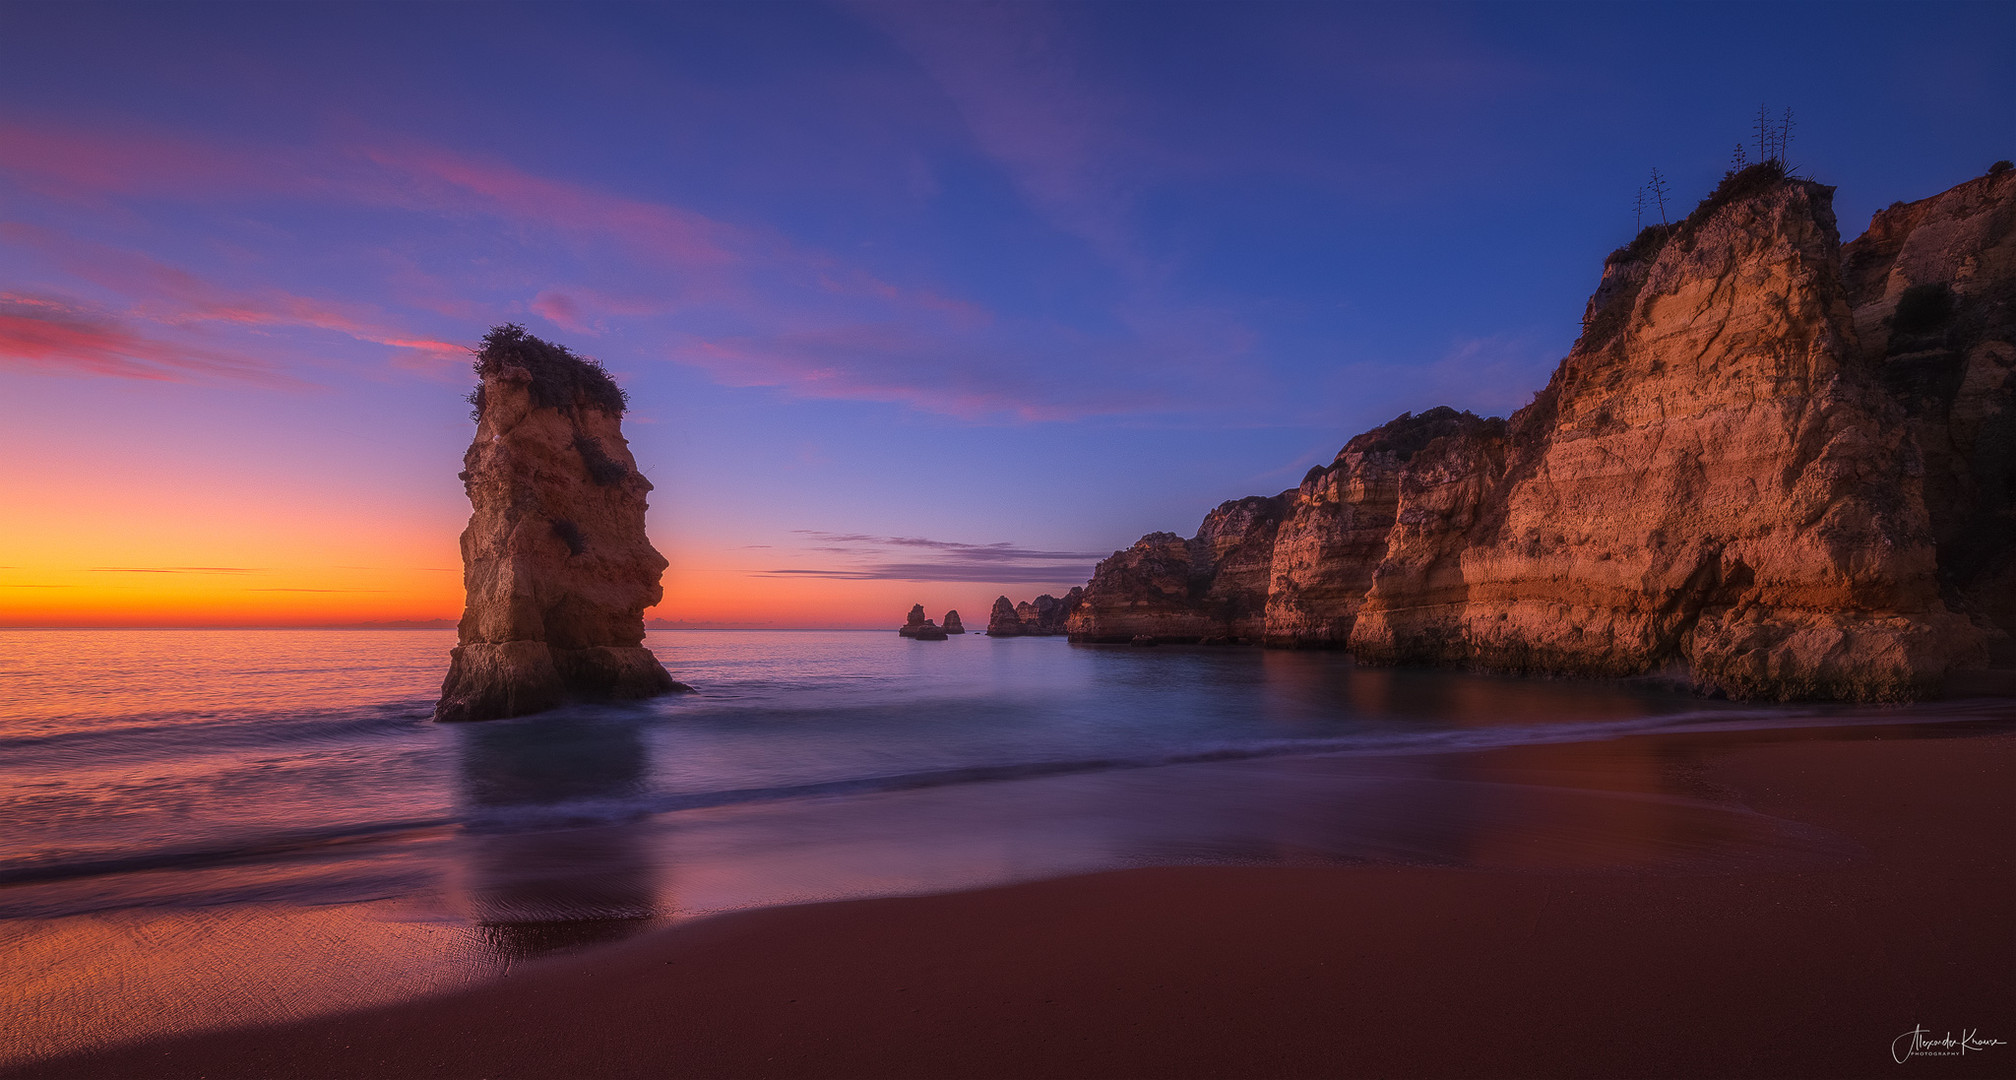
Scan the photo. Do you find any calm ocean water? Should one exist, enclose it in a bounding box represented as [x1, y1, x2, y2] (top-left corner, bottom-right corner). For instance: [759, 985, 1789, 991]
[0, 628, 2006, 1062]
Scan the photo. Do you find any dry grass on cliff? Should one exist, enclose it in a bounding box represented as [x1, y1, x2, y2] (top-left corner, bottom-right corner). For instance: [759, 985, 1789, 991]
[469, 323, 629, 419]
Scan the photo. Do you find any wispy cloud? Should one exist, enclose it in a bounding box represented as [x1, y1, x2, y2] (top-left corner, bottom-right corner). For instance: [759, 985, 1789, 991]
[0, 111, 1254, 422]
[86, 567, 264, 574]
[760, 531, 1099, 583]
[0, 224, 465, 378]
[0, 296, 301, 386]
[852, 1, 1147, 271]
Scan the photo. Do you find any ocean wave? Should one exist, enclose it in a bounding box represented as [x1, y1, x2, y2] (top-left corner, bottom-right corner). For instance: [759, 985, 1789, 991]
[0, 701, 435, 761]
[0, 816, 455, 887]
[458, 698, 2012, 829]
[3, 696, 2003, 891]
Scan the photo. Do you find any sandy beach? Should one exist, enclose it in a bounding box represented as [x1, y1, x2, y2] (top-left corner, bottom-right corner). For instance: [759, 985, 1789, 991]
[10, 722, 2009, 1080]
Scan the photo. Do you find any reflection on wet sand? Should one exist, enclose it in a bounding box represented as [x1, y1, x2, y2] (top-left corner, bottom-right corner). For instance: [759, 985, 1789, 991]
[451, 718, 662, 962]
[635, 730, 1860, 920]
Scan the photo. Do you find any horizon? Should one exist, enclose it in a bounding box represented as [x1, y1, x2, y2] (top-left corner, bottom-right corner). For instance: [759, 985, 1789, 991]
[4, 1, 2012, 628]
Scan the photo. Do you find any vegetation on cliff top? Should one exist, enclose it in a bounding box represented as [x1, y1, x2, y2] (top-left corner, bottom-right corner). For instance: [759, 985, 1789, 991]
[469, 324, 629, 419]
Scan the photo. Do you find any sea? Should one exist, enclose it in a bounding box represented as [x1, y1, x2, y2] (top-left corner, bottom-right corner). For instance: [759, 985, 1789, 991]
[1, 628, 2008, 1064]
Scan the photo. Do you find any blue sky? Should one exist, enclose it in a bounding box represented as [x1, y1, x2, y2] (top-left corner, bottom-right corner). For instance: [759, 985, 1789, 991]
[1, 1, 2010, 625]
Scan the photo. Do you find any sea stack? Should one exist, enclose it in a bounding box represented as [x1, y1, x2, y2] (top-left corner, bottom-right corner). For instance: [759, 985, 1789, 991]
[898, 604, 930, 637]
[943, 610, 966, 634]
[435, 325, 684, 722]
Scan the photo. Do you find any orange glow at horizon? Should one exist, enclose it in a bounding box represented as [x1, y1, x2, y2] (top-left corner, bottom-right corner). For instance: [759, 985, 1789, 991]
[0, 409, 1080, 628]
[1, 560, 1064, 629]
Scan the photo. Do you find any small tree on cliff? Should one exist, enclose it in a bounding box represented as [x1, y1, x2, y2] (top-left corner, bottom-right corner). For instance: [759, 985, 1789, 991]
[1752, 103, 1797, 169]
[1647, 167, 1672, 226]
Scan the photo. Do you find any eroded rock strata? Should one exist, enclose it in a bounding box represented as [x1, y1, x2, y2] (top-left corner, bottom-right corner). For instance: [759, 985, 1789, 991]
[898, 604, 930, 637]
[437, 326, 684, 722]
[943, 610, 966, 635]
[986, 589, 1084, 636]
[1262, 408, 1491, 647]
[1066, 497, 1289, 644]
[1841, 167, 2016, 653]
[1064, 165, 2013, 700]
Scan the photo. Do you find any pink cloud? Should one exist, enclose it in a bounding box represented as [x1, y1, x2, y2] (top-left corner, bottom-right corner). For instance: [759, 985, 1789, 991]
[356, 142, 744, 268]
[0, 120, 294, 202]
[0, 294, 299, 386]
[0, 114, 1229, 422]
[0, 223, 466, 373]
[0, 116, 979, 323]
[675, 324, 1167, 423]
[529, 291, 590, 334]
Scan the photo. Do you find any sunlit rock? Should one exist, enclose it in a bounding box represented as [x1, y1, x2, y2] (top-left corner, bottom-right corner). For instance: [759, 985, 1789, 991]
[436, 325, 686, 722]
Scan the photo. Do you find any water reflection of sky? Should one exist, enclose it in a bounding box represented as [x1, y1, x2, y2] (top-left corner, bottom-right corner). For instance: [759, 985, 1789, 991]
[2, 629, 2008, 1066]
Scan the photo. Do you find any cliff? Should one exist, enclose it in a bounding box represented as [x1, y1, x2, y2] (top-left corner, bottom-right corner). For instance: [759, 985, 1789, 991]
[1066, 496, 1288, 644]
[986, 589, 1084, 636]
[1063, 165, 2013, 700]
[1352, 169, 1983, 699]
[943, 610, 966, 635]
[1840, 167, 2016, 653]
[1262, 408, 1492, 647]
[436, 326, 684, 722]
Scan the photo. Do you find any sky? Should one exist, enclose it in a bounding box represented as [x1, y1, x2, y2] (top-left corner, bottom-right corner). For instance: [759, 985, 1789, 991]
[1, 1, 2011, 628]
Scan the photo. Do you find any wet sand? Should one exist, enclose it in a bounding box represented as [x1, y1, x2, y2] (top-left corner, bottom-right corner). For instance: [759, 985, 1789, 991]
[10, 727, 2012, 1079]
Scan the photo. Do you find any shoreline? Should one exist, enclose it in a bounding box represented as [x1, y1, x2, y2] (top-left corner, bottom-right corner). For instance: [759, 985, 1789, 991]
[9, 720, 2011, 1079]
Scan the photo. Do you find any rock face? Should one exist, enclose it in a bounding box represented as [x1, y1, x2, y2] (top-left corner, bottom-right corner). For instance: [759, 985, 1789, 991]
[437, 326, 683, 722]
[1351, 170, 1984, 699]
[985, 596, 1020, 635]
[1066, 496, 1289, 644]
[986, 589, 1084, 635]
[898, 604, 930, 637]
[1840, 167, 2016, 653]
[1262, 409, 1491, 647]
[1061, 165, 2013, 700]
[943, 610, 966, 634]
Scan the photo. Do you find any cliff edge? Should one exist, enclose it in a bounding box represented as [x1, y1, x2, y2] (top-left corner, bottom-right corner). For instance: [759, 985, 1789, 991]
[436, 326, 685, 722]
[1065, 164, 2013, 700]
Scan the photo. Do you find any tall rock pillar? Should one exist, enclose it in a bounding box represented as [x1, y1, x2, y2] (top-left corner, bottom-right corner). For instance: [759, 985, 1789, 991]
[436, 325, 684, 722]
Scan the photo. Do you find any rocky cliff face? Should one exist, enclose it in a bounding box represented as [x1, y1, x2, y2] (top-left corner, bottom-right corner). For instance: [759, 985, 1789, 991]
[1066, 496, 1289, 644]
[986, 588, 1084, 636]
[943, 610, 966, 634]
[1262, 408, 1489, 647]
[1352, 172, 1982, 699]
[1061, 166, 2012, 700]
[437, 326, 683, 722]
[1841, 168, 2016, 652]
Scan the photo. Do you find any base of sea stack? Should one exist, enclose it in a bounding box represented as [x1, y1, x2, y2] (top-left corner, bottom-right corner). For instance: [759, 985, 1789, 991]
[434, 642, 688, 722]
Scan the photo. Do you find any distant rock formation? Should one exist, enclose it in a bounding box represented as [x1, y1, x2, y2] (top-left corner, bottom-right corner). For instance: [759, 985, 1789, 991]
[1066, 496, 1287, 644]
[986, 596, 1021, 635]
[437, 325, 685, 722]
[1063, 165, 2014, 700]
[986, 588, 1084, 636]
[913, 622, 948, 640]
[898, 604, 930, 637]
[943, 610, 966, 634]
